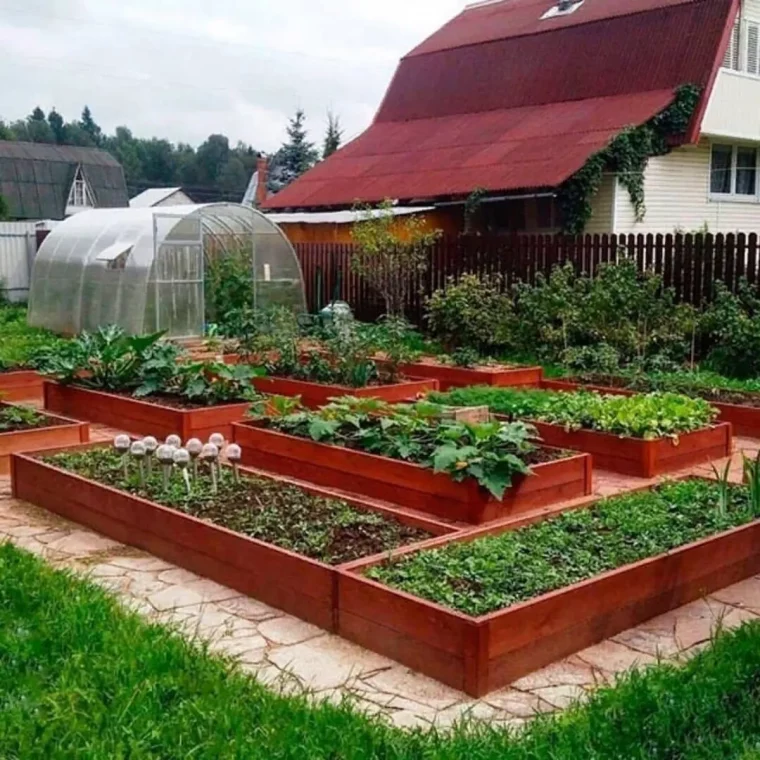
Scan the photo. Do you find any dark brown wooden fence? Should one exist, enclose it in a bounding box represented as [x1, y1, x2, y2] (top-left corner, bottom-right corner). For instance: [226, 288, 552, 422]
[295, 232, 760, 323]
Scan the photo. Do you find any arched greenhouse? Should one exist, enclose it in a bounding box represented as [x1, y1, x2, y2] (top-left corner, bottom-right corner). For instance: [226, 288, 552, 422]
[28, 203, 306, 337]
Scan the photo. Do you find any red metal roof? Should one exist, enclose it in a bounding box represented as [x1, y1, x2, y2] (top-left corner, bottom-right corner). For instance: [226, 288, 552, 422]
[410, 0, 704, 55]
[265, 0, 735, 210]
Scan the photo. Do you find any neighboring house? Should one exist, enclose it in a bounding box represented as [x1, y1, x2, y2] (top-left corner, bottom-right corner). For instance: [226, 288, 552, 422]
[0, 140, 128, 221]
[264, 0, 758, 236]
[129, 187, 194, 208]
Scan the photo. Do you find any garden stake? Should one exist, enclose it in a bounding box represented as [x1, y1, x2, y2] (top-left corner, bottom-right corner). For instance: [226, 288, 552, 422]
[156, 444, 175, 491]
[208, 433, 225, 481]
[113, 435, 131, 479]
[130, 440, 147, 488]
[186, 438, 203, 481]
[201, 443, 219, 494]
[226, 444, 242, 484]
[173, 448, 192, 495]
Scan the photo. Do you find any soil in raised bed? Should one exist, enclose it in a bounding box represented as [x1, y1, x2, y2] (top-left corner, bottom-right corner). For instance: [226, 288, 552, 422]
[567, 374, 760, 408]
[0, 406, 66, 433]
[42, 448, 432, 565]
[91, 388, 249, 411]
[367, 479, 757, 616]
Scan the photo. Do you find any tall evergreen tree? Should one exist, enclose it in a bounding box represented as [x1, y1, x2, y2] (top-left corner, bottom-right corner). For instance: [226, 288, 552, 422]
[25, 107, 55, 143]
[322, 112, 343, 159]
[47, 109, 66, 143]
[79, 106, 102, 146]
[268, 109, 319, 192]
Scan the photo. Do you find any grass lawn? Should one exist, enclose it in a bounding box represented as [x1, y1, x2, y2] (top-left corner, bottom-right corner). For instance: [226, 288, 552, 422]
[3, 542, 760, 759]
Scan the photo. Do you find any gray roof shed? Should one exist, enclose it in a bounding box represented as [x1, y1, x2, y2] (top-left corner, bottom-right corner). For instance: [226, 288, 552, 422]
[0, 141, 128, 220]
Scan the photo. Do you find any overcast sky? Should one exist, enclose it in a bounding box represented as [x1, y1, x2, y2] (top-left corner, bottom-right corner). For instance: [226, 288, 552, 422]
[0, 0, 465, 152]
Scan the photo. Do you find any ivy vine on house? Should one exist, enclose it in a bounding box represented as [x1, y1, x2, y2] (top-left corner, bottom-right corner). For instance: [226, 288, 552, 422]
[557, 85, 702, 234]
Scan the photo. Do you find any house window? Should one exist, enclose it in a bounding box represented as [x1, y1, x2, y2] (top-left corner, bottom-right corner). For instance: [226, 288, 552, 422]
[710, 143, 759, 198]
[721, 18, 760, 75]
[541, 0, 584, 21]
[66, 166, 94, 209]
[723, 20, 741, 71]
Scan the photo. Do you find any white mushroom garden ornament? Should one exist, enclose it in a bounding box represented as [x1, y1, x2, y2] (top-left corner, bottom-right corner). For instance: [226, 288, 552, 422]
[113, 435, 131, 478]
[142, 436, 158, 476]
[173, 447, 192, 494]
[156, 444, 175, 490]
[130, 440, 147, 487]
[226, 444, 242, 483]
[186, 438, 203, 480]
[201, 442, 220, 493]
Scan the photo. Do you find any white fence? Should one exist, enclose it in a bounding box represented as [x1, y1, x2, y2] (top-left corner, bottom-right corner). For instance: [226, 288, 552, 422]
[0, 222, 52, 303]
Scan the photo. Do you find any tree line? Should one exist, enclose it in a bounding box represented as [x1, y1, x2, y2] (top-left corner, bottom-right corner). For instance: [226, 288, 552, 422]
[0, 105, 343, 203]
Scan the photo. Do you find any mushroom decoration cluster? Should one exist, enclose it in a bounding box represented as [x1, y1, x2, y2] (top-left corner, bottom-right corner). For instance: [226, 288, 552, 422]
[112, 432, 242, 494]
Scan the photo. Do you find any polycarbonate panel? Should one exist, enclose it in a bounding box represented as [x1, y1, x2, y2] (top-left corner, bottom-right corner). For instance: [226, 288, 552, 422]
[28, 202, 305, 337]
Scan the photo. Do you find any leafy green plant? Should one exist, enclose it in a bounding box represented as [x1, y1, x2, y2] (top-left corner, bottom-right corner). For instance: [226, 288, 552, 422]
[172, 361, 263, 405]
[0, 302, 67, 370]
[0, 405, 49, 432]
[259, 396, 539, 499]
[701, 280, 760, 379]
[204, 246, 254, 333]
[450, 346, 481, 368]
[368, 478, 753, 616]
[36, 326, 173, 391]
[743, 451, 760, 517]
[431, 386, 717, 441]
[361, 315, 418, 382]
[711, 458, 733, 519]
[425, 273, 514, 354]
[351, 199, 441, 318]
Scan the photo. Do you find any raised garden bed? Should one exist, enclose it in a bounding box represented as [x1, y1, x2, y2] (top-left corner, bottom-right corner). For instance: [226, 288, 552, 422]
[543, 378, 760, 439]
[43, 382, 249, 441]
[251, 375, 438, 409]
[0, 370, 45, 402]
[501, 418, 732, 478]
[11, 443, 455, 630]
[394, 360, 543, 392]
[0, 403, 89, 475]
[232, 420, 592, 525]
[338, 479, 760, 695]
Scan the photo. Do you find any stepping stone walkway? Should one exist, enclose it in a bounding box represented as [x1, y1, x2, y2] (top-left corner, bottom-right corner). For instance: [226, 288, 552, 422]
[1, 425, 760, 730]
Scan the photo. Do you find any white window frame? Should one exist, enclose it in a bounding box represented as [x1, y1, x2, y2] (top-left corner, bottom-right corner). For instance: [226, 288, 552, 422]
[66, 166, 95, 210]
[541, 1, 584, 21]
[721, 17, 760, 76]
[709, 143, 760, 203]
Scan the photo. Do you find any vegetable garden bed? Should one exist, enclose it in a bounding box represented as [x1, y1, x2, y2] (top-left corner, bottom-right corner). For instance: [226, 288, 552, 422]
[394, 359, 543, 391]
[232, 420, 592, 525]
[525, 420, 731, 478]
[544, 378, 760, 439]
[10, 443, 453, 630]
[250, 375, 438, 409]
[0, 369, 45, 402]
[338, 479, 760, 696]
[433, 386, 730, 477]
[0, 403, 89, 475]
[43, 382, 250, 440]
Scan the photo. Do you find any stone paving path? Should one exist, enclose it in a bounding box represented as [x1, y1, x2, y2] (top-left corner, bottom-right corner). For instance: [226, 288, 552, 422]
[2, 427, 760, 730]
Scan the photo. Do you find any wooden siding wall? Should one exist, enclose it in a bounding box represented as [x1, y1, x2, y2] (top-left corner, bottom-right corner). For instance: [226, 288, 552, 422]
[296, 231, 760, 323]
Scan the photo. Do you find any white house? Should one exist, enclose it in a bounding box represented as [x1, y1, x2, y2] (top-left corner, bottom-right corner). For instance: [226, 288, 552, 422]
[264, 0, 758, 236]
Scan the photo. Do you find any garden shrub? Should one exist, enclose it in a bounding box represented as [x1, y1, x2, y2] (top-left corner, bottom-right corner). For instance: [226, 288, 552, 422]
[425, 273, 514, 354]
[701, 280, 760, 379]
[511, 259, 695, 369]
[204, 247, 254, 333]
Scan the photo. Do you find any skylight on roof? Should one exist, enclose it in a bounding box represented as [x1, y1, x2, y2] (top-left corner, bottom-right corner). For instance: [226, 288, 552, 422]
[541, 0, 584, 20]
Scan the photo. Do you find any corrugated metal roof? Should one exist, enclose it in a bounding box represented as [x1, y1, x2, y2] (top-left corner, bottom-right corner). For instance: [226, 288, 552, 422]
[265, 91, 675, 208]
[0, 140, 128, 220]
[266, 207, 434, 225]
[265, 0, 735, 210]
[410, 0, 702, 55]
[130, 187, 182, 208]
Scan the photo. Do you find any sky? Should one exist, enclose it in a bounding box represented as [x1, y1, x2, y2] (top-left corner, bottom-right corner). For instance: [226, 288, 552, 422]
[0, 0, 466, 152]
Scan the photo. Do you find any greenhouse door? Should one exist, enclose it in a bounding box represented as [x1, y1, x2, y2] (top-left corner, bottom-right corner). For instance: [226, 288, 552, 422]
[152, 214, 204, 338]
